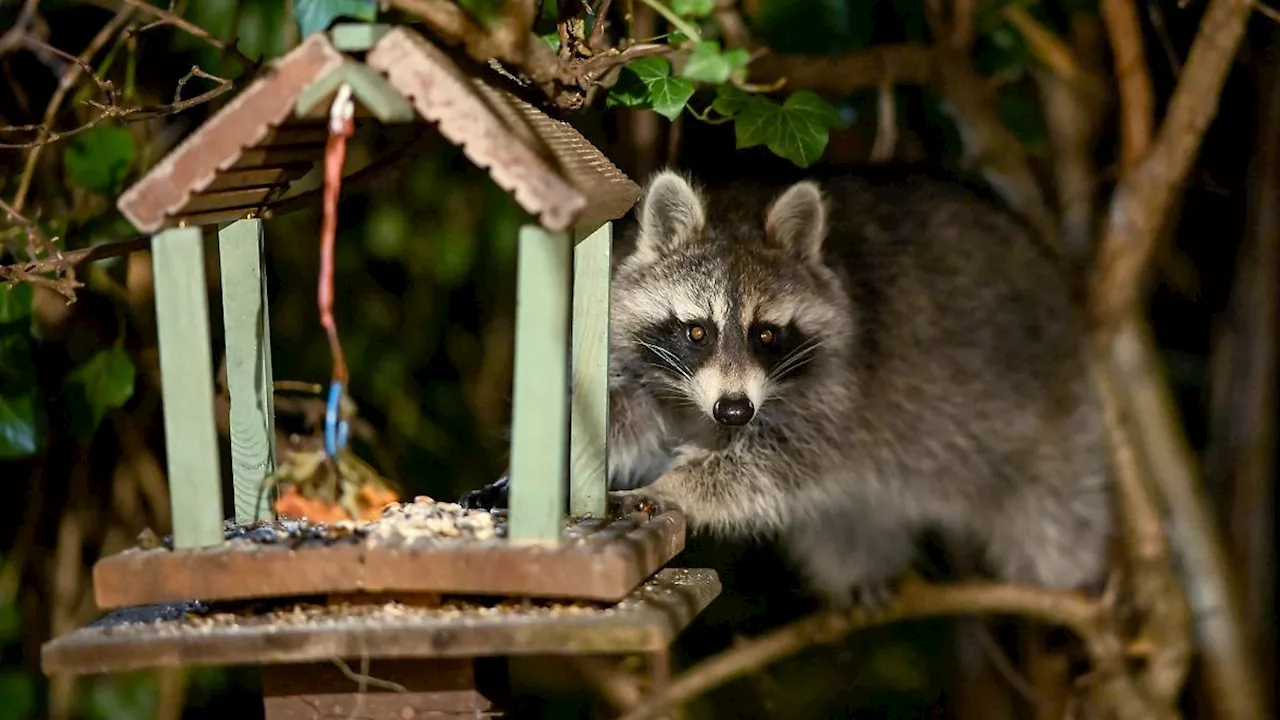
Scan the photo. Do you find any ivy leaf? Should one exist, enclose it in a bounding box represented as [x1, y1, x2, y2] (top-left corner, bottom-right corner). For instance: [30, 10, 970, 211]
[627, 56, 671, 83]
[63, 345, 136, 440]
[735, 91, 846, 167]
[63, 125, 135, 196]
[670, 0, 714, 18]
[679, 42, 748, 85]
[0, 391, 39, 459]
[605, 66, 653, 108]
[734, 95, 777, 149]
[293, 0, 378, 39]
[0, 328, 41, 459]
[607, 57, 692, 119]
[649, 77, 695, 119]
[539, 31, 560, 52]
[0, 284, 32, 325]
[784, 90, 846, 129]
[711, 84, 751, 117]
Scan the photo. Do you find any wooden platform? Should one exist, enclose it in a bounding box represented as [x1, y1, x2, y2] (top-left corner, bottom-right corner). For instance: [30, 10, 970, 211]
[92, 510, 685, 610]
[43, 568, 721, 677]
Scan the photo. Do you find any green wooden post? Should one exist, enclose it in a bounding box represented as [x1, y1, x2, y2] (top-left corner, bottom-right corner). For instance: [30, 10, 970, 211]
[569, 223, 611, 518]
[508, 225, 572, 542]
[218, 218, 277, 524]
[152, 226, 225, 549]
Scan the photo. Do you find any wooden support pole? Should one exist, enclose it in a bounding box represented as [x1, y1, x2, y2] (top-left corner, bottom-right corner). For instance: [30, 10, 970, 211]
[151, 226, 224, 549]
[218, 218, 278, 524]
[569, 222, 612, 519]
[508, 225, 572, 542]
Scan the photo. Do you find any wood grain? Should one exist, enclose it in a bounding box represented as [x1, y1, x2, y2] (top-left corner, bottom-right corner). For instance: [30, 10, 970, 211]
[92, 512, 686, 609]
[569, 222, 611, 519]
[151, 227, 225, 548]
[46, 568, 721, 676]
[218, 218, 278, 523]
[508, 225, 573, 542]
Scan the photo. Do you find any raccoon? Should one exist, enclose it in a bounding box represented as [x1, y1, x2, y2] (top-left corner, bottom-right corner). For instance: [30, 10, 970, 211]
[469, 167, 1114, 607]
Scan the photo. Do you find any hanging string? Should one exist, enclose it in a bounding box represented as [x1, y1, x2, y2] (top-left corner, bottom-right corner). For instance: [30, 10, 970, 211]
[321, 83, 355, 459]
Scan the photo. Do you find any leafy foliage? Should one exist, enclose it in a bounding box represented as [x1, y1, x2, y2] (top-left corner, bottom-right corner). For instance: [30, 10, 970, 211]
[603, 0, 845, 167]
[294, 0, 378, 38]
[62, 126, 136, 196]
[62, 345, 137, 440]
[707, 86, 847, 167]
[607, 56, 696, 120]
[0, 285, 42, 460]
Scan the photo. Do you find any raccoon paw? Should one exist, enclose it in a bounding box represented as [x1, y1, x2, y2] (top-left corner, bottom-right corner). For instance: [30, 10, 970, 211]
[458, 474, 510, 510]
[607, 489, 671, 519]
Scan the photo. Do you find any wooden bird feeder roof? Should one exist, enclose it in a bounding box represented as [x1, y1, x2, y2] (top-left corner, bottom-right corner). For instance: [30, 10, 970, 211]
[116, 26, 641, 235]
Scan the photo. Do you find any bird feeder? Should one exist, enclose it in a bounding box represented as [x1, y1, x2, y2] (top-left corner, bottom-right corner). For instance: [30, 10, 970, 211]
[40, 24, 720, 717]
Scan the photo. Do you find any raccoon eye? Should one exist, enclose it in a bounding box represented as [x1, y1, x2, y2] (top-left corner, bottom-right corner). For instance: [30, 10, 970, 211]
[686, 324, 707, 344]
[758, 327, 776, 345]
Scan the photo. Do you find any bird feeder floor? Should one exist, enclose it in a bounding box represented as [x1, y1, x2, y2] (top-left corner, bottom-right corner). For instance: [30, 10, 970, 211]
[90, 506, 686, 610]
[42, 568, 721, 677]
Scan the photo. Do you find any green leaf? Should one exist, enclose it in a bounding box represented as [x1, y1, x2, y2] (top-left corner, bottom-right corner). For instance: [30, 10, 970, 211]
[0, 284, 32, 325]
[734, 91, 845, 167]
[0, 671, 36, 720]
[455, 0, 506, 25]
[734, 95, 777, 149]
[607, 56, 693, 119]
[711, 84, 751, 117]
[649, 77, 695, 120]
[63, 345, 136, 440]
[293, 0, 378, 39]
[670, 0, 714, 17]
[0, 391, 39, 459]
[606, 68, 653, 108]
[0, 595, 21, 642]
[627, 56, 672, 83]
[679, 42, 745, 85]
[0, 327, 41, 459]
[783, 89, 846, 129]
[539, 31, 560, 52]
[62, 125, 135, 196]
[607, 57, 668, 110]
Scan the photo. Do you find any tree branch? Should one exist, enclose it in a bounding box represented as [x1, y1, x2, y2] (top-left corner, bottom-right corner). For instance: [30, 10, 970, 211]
[1098, 0, 1155, 172]
[616, 578, 1176, 720]
[1090, 0, 1252, 334]
[9, 5, 134, 214]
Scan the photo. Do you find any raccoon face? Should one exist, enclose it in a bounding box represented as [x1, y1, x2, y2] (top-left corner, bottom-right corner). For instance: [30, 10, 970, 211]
[613, 171, 851, 428]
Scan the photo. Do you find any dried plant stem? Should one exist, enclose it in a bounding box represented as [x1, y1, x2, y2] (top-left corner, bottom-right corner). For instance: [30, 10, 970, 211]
[1091, 0, 1253, 332]
[1204, 31, 1280, 702]
[11, 5, 134, 214]
[617, 577, 1184, 720]
[1099, 0, 1155, 172]
[1109, 320, 1265, 720]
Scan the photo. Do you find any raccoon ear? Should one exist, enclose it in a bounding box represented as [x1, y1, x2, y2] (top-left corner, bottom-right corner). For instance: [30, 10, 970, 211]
[636, 170, 705, 258]
[765, 181, 827, 264]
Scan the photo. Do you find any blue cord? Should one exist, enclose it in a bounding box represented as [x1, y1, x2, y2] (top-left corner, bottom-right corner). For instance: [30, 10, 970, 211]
[325, 379, 345, 458]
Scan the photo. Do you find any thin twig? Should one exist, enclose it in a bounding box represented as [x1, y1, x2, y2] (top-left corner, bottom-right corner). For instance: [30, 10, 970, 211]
[10, 5, 134, 214]
[1090, 0, 1252, 332]
[330, 657, 408, 693]
[614, 576, 1105, 717]
[1099, 0, 1155, 173]
[118, 0, 259, 71]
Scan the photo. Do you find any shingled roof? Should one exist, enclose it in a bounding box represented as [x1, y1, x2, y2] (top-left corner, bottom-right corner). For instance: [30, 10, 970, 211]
[116, 26, 640, 235]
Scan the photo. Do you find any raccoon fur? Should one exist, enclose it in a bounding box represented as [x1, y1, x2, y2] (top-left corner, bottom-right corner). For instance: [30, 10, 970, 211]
[470, 167, 1115, 607]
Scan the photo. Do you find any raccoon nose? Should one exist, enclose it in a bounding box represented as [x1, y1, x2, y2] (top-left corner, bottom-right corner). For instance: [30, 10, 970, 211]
[713, 395, 755, 426]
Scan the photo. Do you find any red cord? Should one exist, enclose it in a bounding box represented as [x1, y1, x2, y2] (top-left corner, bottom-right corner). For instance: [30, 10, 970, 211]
[319, 107, 354, 385]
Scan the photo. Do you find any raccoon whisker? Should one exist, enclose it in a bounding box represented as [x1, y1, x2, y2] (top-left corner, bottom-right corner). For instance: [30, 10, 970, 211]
[635, 340, 694, 380]
[768, 340, 823, 381]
